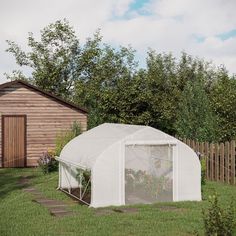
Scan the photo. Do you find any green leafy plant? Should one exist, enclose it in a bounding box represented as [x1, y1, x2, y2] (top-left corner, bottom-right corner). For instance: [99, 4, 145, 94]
[37, 150, 58, 174]
[175, 79, 217, 142]
[202, 195, 235, 236]
[6, 19, 80, 99]
[201, 158, 207, 186]
[76, 168, 91, 194]
[125, 169, 172, 201]
[55, 121, 81, 156]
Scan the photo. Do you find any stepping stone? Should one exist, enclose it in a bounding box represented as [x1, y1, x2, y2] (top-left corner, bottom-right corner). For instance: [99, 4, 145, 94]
[112, 208, 124, 213]
[24, 189, 41, 194]
[33, 198, 67, 207]
[19, 179, 29, 184]
[49, 206, 73, 217]
[51, 211, 73, 217]
[23, 188, 37, 192]
[111, 207, 138, 214]
[50, 207, 68, 213]
[18, 177, 30, 186]
[155, 205, 187, 212]
[21, 184, 75, 218]
[33, 198, 62, 204]
[18, 183, 29, 187]
[118, 208, 138, 213]
[31, 192, 43, 196]
[95, 209, 113, 216]
[41, 202, 67, 208]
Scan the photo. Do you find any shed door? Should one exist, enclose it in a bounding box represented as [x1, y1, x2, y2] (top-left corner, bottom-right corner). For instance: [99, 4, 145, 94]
[2, 115, 26, 167]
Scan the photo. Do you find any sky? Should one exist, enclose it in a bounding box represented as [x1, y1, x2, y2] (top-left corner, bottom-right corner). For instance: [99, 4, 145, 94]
[1, 0, 236, 83]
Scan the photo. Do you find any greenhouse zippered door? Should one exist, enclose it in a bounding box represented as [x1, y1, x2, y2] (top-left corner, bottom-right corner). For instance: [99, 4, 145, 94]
[125, 144, 173, 204]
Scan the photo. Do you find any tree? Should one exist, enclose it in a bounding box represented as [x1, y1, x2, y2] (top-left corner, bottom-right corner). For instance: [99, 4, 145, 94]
[99, 70, 152, 125]
[6, 19, 139, 128]
[144, 50, 179, 134]
[175, 78, 217, 141]
[7, 19, 236, 140]
[210, 67, 236, 141]
[176, 52, 216, 92]
[6, 19, 80, 99]
[73, 34, 138, 128]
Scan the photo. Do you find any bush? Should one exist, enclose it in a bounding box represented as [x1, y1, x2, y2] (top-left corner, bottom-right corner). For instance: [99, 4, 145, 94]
[55, 121, 81, 156]
[202, 195, 235, 236]
[38, 150, 58, 174]
[201, 158, 206, 186]
[76, 168, 91, 193]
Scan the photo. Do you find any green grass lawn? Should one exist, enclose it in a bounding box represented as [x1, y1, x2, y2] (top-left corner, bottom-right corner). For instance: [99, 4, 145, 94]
[0, 168, 235, 236]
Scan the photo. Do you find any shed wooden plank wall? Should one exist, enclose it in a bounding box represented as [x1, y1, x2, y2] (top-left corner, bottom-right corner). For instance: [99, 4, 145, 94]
[0, 84, 87, 167]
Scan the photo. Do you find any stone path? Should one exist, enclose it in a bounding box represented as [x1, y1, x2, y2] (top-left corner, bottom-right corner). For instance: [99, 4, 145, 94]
[18, 176, 139, 217]
[18, 176, 74, 217]
[95, 207, 139, 216]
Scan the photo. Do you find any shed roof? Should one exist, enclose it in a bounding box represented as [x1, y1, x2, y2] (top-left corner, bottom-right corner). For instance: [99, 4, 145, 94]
[0, 80, 88, 113]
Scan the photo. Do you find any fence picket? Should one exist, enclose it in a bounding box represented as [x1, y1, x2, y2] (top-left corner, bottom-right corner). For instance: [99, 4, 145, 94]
[231, 140, 235, 185]
[215, 143, 219, 181]
[179, 138, 236, 185]
[210, 143, 214, 181]
[205, 142, 209, 180]
[186, 139, 190, 147]
[196, 141, 199, 153]
[220, 143, 224, 182]
[200, 142, 204, 156]
[225, 141, 230, 184]
[191, 140, 196, 150]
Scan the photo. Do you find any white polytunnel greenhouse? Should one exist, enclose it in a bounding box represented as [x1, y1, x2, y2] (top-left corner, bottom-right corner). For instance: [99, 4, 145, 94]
[56, 123, 201, 208]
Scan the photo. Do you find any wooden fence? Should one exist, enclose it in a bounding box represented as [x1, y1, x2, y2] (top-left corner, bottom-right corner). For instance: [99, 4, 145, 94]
[179, 138, 236, 185]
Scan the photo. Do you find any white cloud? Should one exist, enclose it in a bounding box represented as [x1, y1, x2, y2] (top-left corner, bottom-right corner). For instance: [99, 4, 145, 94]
[149, 0, 236, 36]
[102, 0, 236, 73]
[0, 0, 236, 84]
[112, 0, 134, 16]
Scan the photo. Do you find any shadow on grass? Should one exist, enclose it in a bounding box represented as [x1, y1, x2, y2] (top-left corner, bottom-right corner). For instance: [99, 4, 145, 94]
[0, 168, 37, 200]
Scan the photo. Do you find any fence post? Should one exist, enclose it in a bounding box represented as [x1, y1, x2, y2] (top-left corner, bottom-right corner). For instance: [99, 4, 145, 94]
[191, 140, 196, 151]
[215, 143, 219, 181]
[196, 141, 199, 153]
[231, 140, 235, 185]
[220, 143, 224, 182]
[205, 142, 209, 180]
[225, 141, 230, 184]
[210, 143, 214, 181]
[187, 139, 190, 147]
[200, 142, 204, 156]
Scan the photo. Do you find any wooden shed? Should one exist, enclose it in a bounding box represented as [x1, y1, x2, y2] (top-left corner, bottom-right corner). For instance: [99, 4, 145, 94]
[0, 80, 87, 168]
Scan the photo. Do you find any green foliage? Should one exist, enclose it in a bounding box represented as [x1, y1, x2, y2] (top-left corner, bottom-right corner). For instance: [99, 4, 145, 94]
[144, 51, 179, 133]
[99, 70, 152, 126]
[209, 67, 236, 141]
[175, 79, 217, 141]
[125, 168, 172, 201]
[76, 168, 91, 193]
[6, 19, 236, 141]
[4, 70, 28, 81]
[6, 19, 80, 99]
[202, 195, 235, 236]
[70, 121, 82, 137]
[55, 121, 81, 156]
[37, 150, 58, 174]
[73, 35, 138, 128]
[201, 158, 207, 186]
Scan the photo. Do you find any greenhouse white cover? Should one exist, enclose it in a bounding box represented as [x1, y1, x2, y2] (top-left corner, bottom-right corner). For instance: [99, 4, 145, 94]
[56, 123, 201, 208]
